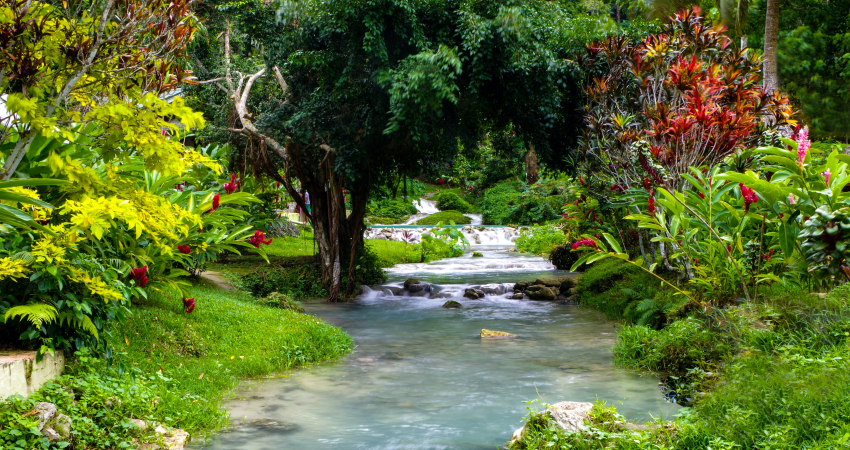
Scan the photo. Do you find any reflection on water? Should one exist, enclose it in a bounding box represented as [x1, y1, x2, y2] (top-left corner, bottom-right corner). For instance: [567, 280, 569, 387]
[198, 249, 678, 450]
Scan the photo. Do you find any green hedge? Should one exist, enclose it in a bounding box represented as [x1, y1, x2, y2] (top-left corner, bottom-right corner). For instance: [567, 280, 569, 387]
[415, 210, 471, 225]
[435, 192, 472, 213]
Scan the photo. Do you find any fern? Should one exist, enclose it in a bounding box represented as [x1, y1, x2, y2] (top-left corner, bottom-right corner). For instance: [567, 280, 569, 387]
[4, 304, 58, 327]
[636, 299, 658, 312]
[57, 312, 99, 339]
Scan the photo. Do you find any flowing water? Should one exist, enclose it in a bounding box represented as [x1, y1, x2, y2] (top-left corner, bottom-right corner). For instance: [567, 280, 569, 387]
[199, 248, 678, 450]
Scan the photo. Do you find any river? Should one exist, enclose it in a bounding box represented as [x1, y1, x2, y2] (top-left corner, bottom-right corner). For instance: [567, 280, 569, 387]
[199, 246, 678, 449]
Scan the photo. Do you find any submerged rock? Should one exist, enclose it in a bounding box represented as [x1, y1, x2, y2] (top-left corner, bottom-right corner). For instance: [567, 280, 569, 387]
[403, 278, 420, 290]
[442, 300, 462, 308]
[509, 401, 593, 445]
[479, 284, 509, 295]
[480, 329, 517, 338]
[510, 293, 524, 300]
[472, 252, 483, 257]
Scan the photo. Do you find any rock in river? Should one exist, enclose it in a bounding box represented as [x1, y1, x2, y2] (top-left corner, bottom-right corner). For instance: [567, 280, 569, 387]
[508, 401, 593, 445]
[463, 288, 485, 299]
[442, 300, 462, 308]
[525, 285, 557, 300]
[480, 329, 517, 338]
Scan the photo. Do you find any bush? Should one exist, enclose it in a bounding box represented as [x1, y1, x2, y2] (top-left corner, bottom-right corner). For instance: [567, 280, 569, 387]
[479, 180, 564, 225]
[514, 225, 569, 255]
[242, 256, 327, 298]
[574, 258, 666, 325]
[549, 244, 581, 271]
[415, 210, 471, 225]
[420, 234, 464, 260]
[613, 318, 731, 375]
[367, 197, 418, 219]
[435, 192, 472, 213]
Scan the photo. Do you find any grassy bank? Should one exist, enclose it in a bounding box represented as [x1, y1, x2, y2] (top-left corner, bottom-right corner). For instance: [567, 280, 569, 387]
[0, 283, 352, 449]
[510, 262, 850, 449]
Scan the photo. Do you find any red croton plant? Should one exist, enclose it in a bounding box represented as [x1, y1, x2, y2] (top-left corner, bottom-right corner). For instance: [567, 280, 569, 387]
[577, 7, 794, 192]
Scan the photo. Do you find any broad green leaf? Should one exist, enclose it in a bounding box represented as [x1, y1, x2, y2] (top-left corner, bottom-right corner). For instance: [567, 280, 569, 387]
[601, 232, 622, 254]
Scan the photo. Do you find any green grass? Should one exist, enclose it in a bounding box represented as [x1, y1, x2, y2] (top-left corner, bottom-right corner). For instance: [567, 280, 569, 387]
[264, 231, 317, 257]
[415, 210, 471, 225]
[112, 283, 352, 431]
[0, 282, 352, 448]
[366, 239, 421, 267]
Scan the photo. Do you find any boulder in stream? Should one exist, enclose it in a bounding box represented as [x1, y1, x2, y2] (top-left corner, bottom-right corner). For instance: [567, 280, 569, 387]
[480, 329, 517, 338]
[508, 401, 593, 445]
[442, 300, 462, 308]
[472, 252, 483, 257]
[463, 288, 485, 299]
[525, 285, 558, 300]
[404, 279, 431, 294]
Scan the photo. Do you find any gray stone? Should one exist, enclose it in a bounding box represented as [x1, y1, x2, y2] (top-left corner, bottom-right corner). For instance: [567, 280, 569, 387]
[50, 414, 72, 439]
[403, 278, 420, 290]
[407, 282, 431, 294]
[509, 401, 594, 445]
[130, 419, 148, 431]
[510, 293, 524, 299]
[479, 284, 509, 295]
[34, 402, 57, 430]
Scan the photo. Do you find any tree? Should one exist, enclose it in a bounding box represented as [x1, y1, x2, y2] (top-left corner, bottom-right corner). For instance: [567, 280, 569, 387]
[0, 0, 204, 179]
[189, 0, 586, 300]
[762, 0, 780, 93]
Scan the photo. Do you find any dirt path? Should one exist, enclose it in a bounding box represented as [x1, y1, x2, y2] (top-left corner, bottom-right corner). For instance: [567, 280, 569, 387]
[200, 271, 233, 291]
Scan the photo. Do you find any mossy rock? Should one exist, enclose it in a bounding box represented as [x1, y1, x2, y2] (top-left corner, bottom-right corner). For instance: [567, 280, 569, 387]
[481, 329, 517, 338]
[472, 252, 483, 257]
[442, 300, 462, 308]
[403, 278, 421, 290]
[414, 210, 472, 225]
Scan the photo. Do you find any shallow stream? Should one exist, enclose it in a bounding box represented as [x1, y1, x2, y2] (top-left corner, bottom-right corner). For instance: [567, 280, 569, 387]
[200, 247, 678, 449]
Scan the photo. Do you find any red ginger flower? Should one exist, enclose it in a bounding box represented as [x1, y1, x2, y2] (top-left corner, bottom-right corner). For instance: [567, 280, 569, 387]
[182, 297, 196, 314]
[206, 193, 221, 213]
[648, 197, 657, 215]
[571, 238, 598, 250]
[740, 184, 758, 212]
[249, 230, 273, 248]
[130, 266, 149, 287]
[177, 244, 191, 254]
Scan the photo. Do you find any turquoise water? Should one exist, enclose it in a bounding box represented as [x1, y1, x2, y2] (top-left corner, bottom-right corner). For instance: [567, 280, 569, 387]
[198, 248, 678, 449]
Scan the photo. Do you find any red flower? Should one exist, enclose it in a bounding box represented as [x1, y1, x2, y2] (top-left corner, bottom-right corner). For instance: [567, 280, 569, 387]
[224, 183, 237, 195]
[437, 179, 445, 185]
[643, 177, 651, 190]
[648, 197, 657, 215]
[206, 193, 221, 213]
[739, 184, 758, 212]
[571, 238, 598, 250]
[248, 230, 273, 248]
[130, 266, 149, 287]
[177, 244, 191, 254]
[698, 191, 705, 199]
[182, 297, 196, 314]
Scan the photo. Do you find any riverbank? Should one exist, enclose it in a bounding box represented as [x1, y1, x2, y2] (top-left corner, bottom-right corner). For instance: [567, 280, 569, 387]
[509, 260, 850, 449]
[0, 282, 352, 449]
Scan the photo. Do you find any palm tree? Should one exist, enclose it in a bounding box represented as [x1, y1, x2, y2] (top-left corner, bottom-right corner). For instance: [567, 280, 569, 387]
[763, 0, 780, 93]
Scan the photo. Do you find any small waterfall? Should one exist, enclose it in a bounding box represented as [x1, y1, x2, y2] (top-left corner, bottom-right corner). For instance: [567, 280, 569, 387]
[365, 226, 522, 246]
[362, 281, 518, 300]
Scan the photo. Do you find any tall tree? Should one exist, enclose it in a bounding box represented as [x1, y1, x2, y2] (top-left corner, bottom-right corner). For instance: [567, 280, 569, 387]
[188, 0, 584, 300]
[762, 0, 780, 93]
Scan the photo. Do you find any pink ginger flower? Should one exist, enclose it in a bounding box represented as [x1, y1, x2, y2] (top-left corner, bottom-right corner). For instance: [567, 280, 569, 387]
[797, 126, 810, 164]
[789, 193, 795, 205]
[740, 184, 758, 212]
[571, 238, 598, 250]
[823, 169, 832, 186]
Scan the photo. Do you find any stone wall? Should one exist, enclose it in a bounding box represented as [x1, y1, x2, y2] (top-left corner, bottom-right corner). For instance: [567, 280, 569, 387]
[0, 350, 65, 399]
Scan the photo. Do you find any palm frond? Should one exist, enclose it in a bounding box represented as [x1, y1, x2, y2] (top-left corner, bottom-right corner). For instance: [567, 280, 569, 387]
[4, 304, 58, 328]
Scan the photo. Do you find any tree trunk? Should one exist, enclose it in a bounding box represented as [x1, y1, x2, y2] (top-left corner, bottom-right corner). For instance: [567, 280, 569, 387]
[763, 0, 780, 94]
[524, 143, 540, 185]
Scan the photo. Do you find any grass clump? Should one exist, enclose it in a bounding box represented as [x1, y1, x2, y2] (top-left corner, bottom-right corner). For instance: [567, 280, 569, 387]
[514, 224, 569, 255]
[435, 192, 473, 213]
[0, 283, 352, 448]
[366, 239, 421, 267]
[367, 197, 418, 219]
[415, 210, 471, 225]
[479, 180, 564, 225]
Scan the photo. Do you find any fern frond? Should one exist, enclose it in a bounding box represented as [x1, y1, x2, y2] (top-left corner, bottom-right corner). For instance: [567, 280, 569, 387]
[57, 312, 99, 339]
[620, 288, 639, 298]
[636, 299, 658, 312]
[4, 304, 58, 328]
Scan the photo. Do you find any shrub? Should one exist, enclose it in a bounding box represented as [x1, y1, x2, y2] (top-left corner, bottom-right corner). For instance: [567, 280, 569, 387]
[549, 244, 581, 271]
[514, 225, 569, 255]
[242, 256, 327, 298]
[574, 258, 664, 324]
[420, 234, 464, 260]
[435, 192, 472, 213]
[479, 180, 564, 225]
[367, 197, 418, 219]
[415, 210, 471, 225]
[613, 318, 731, 375]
